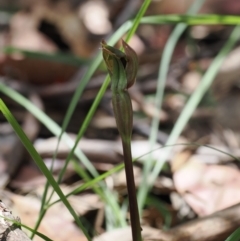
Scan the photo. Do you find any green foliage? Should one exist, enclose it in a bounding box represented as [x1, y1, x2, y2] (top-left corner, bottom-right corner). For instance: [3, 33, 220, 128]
[0, 99, 92, 241]
[138, 0, 206, 212]
[225, 228, 240, 241]
[3, 46, 89, 66]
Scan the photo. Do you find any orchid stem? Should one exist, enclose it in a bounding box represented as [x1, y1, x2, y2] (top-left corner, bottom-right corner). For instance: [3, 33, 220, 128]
[102, 40, 142, 241]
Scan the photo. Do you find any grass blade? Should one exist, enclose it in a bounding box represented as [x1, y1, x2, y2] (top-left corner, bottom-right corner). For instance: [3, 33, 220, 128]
[3, 46, 89, 65]
[0, 99, 92, 240]
[225, 228, 240, 241]
[150, 25, 240, 195]
[138, 0, 206, 212]
[141, 14, 240, 25]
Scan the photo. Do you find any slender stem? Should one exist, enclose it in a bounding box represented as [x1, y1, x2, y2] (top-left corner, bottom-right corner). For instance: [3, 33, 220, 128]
[122, 138, 142, 241]
[112, 90, 142, 241]
[102, 39, 142, 241]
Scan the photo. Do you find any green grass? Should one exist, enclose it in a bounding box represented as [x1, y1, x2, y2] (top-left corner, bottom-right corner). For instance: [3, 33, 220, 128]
[138, 0, 206, 212]
[3, 46, 90, 66]
[226, 228, 240, 241]
[0, 99, 91, 240]
[1, 2, 240, 240]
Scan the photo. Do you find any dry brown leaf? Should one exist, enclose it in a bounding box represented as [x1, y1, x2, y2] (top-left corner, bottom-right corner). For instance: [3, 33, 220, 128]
[173, 158, 240, 216]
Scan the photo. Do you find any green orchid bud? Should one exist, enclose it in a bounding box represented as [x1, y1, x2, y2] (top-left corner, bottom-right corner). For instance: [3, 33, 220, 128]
[101, 40, 138, 90]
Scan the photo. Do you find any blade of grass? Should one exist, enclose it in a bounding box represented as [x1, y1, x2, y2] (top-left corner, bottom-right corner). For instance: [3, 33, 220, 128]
[0, 83, 126, 233]
[0, 82, 92, 174]
[48, 142, 240, 208]
[0, 81, 125, 233]
[0, 99, 92, 241]
[141, 14, 240, 25]
[150, 25, 240, 199]
[39, 19, 134, 232]
[0, 83, 112, 235]
[3, 46, 89, 66]
[138, 0, 206, 212]
[125, 0, 152, 42]
[225, 227, 240, 241]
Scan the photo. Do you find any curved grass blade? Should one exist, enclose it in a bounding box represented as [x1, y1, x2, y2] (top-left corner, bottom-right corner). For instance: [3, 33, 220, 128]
[226, 227, 240, 241]
[138, 0, 206, 212]
[0, 82, 126, 231]
[150, 25, 240, 199]
[0, 99, 92, 241]
[48, 142, 240, 207]
[3, 46, 89, 66]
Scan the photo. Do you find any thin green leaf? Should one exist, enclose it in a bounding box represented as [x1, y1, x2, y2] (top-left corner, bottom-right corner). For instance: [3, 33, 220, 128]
[125, 0, 152, 42]
[150, 25, 240, 199]
[3, 46, 89, 65]
[0, 99, 92, 241]
[141, 14, 240, 25]
[226, 228, 240, 241]
[49, 142, 240, 207]
[138, 0, 206, 212]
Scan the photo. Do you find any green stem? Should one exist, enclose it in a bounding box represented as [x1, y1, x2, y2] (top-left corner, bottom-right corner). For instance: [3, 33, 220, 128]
[122, 139, 142, 241]
[112, 90, 142, 241]
[102, 36, 142, 241]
